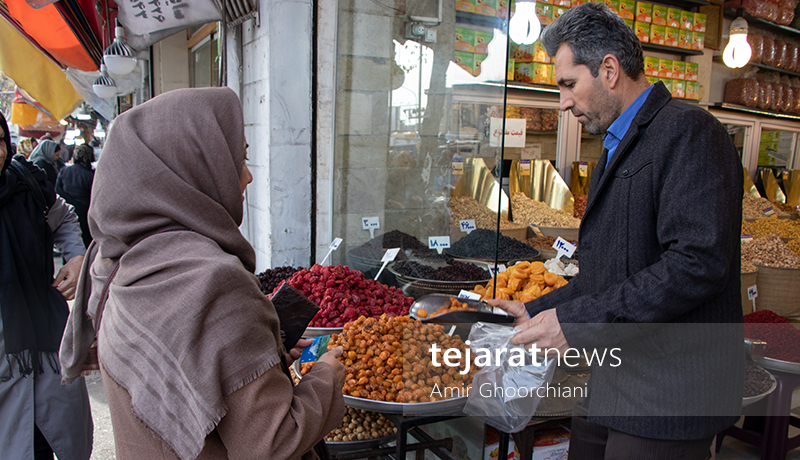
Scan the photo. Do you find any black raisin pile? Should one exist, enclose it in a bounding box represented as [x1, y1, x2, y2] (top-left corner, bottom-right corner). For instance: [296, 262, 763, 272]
[392, 260, 490, 281]
[256, 266, 304, 295]
[448, 229, 539, 260]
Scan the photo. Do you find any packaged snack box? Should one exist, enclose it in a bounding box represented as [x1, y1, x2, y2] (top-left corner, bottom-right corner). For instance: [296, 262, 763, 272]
[455, 28, 476, 53]
[554, 0, 571, 6]
[508, 58, 515, 81]
[672, 79, 686, 98]
[659, 58, 673, 78]
[454, 51, 476, 75]
[553, 5, 569, 19]
[650, 24, 665, 44]
[694, 12, 707, 33]
[474, 54, 485, 76]
[515, 62, 534, 83]
[686, 81, 700, 100]
[692, 32, 705, 51]
[671, 61, 685, 80]
[476, 0, 498, 16]
[644, 56, 660, 76]
[635, 21, 651, 42]
[667, 8, 681, 28]
[619, 0, 635, 19]
[652, 4, 667, 25]
[497, 0, 510, 18]
[533, 40, 550, 63]
[572, 0, 587, 5]
[680, 10, 694, 30]
[536, 3, 553, 25]
[660, 78, 673, 94]
[625, 18, 634, 30]
[475, 30, 493, 55]
[548, 65, 557, 85]
[678, 28, 692, 49]
[665, 27, 679, 47]
[605, 0, 619, 14]
[510, 43, 534, 62]
[533, 63, 552, 85]
[646, 75, 659, 85]
[456, 0, 476, 13]
[635, 2, 652, 22]
[532, 427, 570, 460]
[539, 0, 553, 3]
[685, 62, 699, 81]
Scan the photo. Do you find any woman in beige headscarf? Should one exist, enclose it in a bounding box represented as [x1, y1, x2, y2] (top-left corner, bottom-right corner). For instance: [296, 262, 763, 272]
[60, 87, 345, 460]
[17, 137, 38, 158]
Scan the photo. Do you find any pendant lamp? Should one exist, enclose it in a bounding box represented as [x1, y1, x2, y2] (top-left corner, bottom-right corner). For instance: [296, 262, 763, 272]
[93, 64, 118, 99]
[104, 20, 137, 75]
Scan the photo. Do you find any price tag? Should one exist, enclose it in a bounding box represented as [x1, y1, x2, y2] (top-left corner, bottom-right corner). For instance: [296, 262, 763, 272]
[452, 158, 464, 175]
[361, 216, 380, 239]
[319, 237, 343, 265]
[741, 234, 753, 244]
[488, 264, 507, 276]
[784, 170, 790, 181]
[579, 162, 588, 177]
[520, 159, 531, 176]
[747, 284, 758, 313]
[428, 236, 451, 254]
[374, 248, 401, 280]
[459, 219, 476, 234]
[458, 290, 482, 301]
[529, 224, 544, 237]
[521, 144, 542, 160]
[763, 207, 776, 217]
[552, 237, 577, 259]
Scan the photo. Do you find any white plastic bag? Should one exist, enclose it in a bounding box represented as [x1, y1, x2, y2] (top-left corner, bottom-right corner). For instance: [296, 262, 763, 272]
[462, 322, 556, 433]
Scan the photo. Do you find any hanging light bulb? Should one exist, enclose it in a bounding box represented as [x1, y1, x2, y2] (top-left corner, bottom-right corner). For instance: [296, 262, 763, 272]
[723, 16, 752, 69]
[93, 64, 118, 99]
[103, 20, 137, 75]
[509, 1, 541, 45]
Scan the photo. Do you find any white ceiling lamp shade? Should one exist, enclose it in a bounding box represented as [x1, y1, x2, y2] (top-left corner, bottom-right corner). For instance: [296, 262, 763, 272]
[723, 15, 752, 69]
[509, 1, 541, 45]
[93, 64, 118, 99]
[104, 20, 137, 75]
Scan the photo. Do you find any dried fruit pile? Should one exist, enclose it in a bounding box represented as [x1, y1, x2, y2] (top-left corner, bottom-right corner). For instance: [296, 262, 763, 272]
[416, 297, 475, 319]
[278, 265, 412, 327]
[301, 315, 477, 403]
[744, 310, 800, 363]
[257, 266, 304, 295]
[472, 260, 568, 302]
[392, 260, 491, 281]
[325, 408, 396, 442]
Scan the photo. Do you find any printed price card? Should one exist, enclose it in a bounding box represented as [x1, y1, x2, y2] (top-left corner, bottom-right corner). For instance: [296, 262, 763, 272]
[320, 237, 343, 265]
[428, 236, 451, 254]
[579, 162, 589, 177]
[362, 216, 380, 239]
[452, 158, 464, 175]
[520, 159, 531, 176]
[458, 290, 482, 301]
[552, 237, 577, 259]
[459, 219, 477, 234]
[488, 264, 507, 276]
[521, 144, 542, 160]
[763, 207, 776, 217]
[747, 285, 758, 300]
[741, 234, 753, 244]
[374, 248, 401, 280]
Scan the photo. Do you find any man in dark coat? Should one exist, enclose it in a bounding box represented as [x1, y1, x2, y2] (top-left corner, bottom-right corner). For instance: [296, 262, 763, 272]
[56, 144, 95, 248]
[490, 4, 744, 459]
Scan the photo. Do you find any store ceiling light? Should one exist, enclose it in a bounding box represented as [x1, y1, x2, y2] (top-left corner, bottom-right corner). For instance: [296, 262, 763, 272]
[509, 1, 540, 45]
[103, 20, 137, 75]
[723, 13, 752, 69]
[93, 64, 118, 99]
[76, 104, 92, 120]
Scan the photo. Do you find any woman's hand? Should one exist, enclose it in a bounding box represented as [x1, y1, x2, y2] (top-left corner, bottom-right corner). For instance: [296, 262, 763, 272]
[317, 346, 345, 387]
[53, 254, 84, 300]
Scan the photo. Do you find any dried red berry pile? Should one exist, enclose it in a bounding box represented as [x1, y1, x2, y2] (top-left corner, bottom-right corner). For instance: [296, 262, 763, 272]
[276, 264, 413, 327]
[744, 310, 800, 363]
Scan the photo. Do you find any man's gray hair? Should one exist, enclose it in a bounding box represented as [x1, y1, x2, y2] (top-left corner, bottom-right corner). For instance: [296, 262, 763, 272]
[540, 2, 644, 80]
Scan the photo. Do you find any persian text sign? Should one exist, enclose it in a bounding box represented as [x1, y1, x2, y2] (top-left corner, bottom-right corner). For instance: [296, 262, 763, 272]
[489, 118, 526, 148]
[118, 0, 223, 36]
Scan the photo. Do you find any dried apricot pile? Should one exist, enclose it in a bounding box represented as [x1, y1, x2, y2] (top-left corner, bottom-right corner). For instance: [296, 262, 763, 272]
[472, 261, 568, 302]
[416, 297, 476, 319]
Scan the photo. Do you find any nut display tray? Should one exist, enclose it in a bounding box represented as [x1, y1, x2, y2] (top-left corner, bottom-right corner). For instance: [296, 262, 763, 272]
[293, 361, 468, 415]
[327, 433, 396, 454]
[744, 339, 800, 375]
[303, 327, 343, 337]
[410, 294, 516, 325]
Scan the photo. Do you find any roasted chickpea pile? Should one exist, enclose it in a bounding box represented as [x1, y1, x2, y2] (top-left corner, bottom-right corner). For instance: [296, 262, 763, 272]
[416, 297, 476, 319]
[325, 407, 396, 442]
[472, 261, 568, 302]
[301, 315, 477, 403]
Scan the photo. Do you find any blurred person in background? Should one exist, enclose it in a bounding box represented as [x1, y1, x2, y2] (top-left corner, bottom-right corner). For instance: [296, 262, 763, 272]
[56, 144, 95, 248]
[0, 113, 92, 459]
[28, 140, 61, 185]
[17, 137, 38, 159]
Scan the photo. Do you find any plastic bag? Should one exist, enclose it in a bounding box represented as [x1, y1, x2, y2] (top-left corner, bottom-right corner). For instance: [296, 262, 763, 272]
[462, 322, 556, 433]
